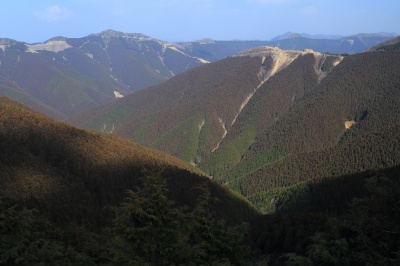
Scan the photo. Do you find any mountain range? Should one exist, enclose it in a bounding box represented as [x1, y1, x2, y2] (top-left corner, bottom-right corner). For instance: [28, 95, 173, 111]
[1, 32, 400, 264]
[0, 30, 395, 119]
[71, 37, 400, 213]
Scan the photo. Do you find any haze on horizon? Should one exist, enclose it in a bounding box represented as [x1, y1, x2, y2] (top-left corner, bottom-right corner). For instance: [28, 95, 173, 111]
[2, 0, 399, 43]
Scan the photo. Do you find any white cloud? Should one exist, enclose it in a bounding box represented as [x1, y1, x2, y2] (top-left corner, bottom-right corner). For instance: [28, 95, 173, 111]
[34, 5, 73, 22]
[299, 6, 318, 15]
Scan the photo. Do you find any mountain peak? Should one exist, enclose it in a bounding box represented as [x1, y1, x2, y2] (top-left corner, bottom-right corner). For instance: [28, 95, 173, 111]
[92, 29, 125, 37]
[300, 33, 343, 39]
[0, 38, 18, 45]
[45, 36, 68, 43]
[342, 32, 397, 39]
[238, 46, 320, 58]
[271, 32, 302, 41]
[90, 29, 154, 41]
[196, 38, 215, 44]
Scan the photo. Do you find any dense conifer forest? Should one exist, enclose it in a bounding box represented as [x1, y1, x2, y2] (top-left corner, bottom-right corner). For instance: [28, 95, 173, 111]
[0, 97, 257, 264]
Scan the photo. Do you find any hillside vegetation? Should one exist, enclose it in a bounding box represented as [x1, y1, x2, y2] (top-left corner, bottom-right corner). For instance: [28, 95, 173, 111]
[249, 164, 400, 265]
[0, 97, 258, 264]
[213, 50, 400, 197]
[198, 52, 322, 178]
[71, 42, 400, 221]
[367, 36, 400, 51]
[70, 55, 263, 163]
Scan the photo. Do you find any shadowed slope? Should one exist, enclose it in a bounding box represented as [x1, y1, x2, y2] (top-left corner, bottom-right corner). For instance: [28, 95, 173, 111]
[0, 97, 258, 228]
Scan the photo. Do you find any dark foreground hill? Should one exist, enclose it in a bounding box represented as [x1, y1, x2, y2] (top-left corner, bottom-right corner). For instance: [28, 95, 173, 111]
[2, 99, 400, 265]
[249, 164, 400, 265]
[0, 97, 258, 264]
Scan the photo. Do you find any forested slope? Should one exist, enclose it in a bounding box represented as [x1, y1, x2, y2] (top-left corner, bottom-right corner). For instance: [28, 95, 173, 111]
[70, 45, 400, 221]
[70, 55, 263, 163]
[198, 52, 331, 178]
[0, 97, 258, 264]
[249, 164, 400, 265]
[70, 47, 344, 168]
[206, 50, 400, 200]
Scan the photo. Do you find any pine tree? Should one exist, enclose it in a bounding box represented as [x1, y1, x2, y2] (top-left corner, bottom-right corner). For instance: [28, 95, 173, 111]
[111, 173, 251, 265]
[111, 172, 192, 265]
[188, 184, 250, 265]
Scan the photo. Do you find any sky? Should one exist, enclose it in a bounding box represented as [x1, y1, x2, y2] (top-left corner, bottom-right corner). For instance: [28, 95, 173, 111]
[1, 0, 400, 43]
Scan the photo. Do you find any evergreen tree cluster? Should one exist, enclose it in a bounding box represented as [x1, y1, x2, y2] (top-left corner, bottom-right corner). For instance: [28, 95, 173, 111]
[0, 97, 257, 265]
[111, 173, 249, 265]
[0, 173, 250, 265]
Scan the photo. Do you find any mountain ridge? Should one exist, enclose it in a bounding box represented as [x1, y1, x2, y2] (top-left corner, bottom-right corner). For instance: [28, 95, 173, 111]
[70, 42, 400, 218]
[70, 46, 343, 166]
[0, 30, 395, 120]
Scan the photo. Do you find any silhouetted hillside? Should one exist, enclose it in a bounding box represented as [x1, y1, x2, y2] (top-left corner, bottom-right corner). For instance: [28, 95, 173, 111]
[249, 165, 400, 264]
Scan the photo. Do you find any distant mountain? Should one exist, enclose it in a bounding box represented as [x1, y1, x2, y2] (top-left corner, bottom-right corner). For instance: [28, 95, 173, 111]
[367, 35, 400, 51]
[0, 71, 65, 119]
[270, 32, 303, 41]
[0, 30, 208, 118]
[0, 30, 395, 119]
[0, 30, 273, 119]
[272, 32, 396, 41]
[299, 33, 343, 39]
[267, 32, 395, 54]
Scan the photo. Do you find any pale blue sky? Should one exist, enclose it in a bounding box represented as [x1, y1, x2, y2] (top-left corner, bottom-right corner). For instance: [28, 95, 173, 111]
[2, 0, 399, 43]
